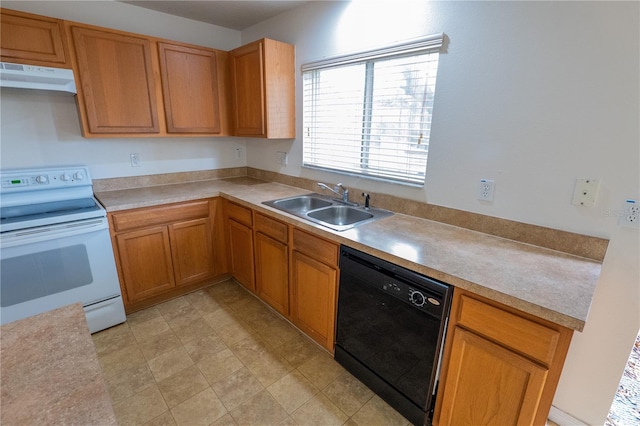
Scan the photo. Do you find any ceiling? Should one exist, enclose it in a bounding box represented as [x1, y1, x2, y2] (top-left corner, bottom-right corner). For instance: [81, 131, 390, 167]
[121, 1, 312, 31]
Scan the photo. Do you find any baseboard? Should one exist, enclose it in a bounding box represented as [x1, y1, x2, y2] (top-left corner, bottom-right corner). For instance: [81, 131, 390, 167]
[548, 406, 588, 426]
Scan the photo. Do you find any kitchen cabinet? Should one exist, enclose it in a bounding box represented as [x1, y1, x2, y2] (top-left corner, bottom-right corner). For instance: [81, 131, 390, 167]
[254, 212, 289, 316]
[290, 228, 339, 352]
[228, 38, 295, 139]
[433, 289, 573, 426]
[69, 24, 160, 135]
[109, 199, 218, 311]
[225, 201, 256, 292]
[158, 42, 226, 134]
[0, 8, 70, 68]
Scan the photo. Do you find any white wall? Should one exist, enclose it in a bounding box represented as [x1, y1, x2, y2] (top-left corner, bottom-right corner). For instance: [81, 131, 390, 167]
[0, 0, 246, 179]
[242, 1, 640, 424]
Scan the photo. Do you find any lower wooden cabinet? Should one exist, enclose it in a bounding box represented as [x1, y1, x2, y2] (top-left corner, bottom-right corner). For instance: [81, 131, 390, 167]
[433, 289, 573, 426]
[254, 213, 289, 315]
[290, 228, 339, 352]
[225, 201, 255, 292]
[109, 199, 220, 311]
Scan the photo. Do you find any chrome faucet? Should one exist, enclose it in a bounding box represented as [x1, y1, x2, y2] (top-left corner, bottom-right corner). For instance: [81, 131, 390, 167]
[318, 182, 349, 203]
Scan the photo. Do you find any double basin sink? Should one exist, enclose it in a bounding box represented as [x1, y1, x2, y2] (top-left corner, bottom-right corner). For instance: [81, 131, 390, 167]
[263, 194, 392, 231]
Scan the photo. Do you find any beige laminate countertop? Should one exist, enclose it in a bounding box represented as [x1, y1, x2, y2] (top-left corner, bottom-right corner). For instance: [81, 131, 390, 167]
[0, 303, 117, 425]
[96, 178, 603, 331]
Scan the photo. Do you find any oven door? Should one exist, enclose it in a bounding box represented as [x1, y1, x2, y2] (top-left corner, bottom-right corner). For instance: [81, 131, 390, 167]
[0, 217, 125, 331]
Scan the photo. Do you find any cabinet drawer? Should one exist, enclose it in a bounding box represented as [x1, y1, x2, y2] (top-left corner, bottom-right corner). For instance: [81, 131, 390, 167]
[292, 228, 338, 267]
[456, 295, 560, 365]
[112, 200, 210, 232]
[226, 201, 253, 226]
[255, 213, 288, 243]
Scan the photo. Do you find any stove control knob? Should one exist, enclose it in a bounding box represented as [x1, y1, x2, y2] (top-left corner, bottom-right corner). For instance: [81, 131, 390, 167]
[60, 173, 71, 181]
[35, 175, 49, 184]
[409, 290, 425, 307]
[73, 172, 84, 181]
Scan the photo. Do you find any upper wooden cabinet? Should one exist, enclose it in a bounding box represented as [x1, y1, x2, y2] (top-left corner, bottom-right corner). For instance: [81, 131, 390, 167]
[69, 25, 160, 135]
[158, 42, 223, 134]
[229, 38, 295, 139]
[0, 8, 70, 68]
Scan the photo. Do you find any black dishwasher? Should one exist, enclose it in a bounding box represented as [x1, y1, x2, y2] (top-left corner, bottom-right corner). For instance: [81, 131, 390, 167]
[335, 246, 452, 426]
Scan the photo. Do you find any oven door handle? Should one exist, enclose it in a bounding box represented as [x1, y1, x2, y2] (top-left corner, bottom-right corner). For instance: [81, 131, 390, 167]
[0, 218, 109, 249]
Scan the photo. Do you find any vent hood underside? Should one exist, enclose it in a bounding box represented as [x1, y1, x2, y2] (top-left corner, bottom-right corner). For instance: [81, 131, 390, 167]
[0, 62, 77, 93]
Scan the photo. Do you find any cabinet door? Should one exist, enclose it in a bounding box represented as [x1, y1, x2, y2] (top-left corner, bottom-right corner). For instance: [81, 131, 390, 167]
[227, 218, 255, 292]
[291, 250, 337, 351]
[255, 232, 289, 316]
[70, 26, 160, 134]
[0, 9, 69, 67]
[116, 226, 175, 303]
[169, 217, 214, 286]
[229, 40, 265, 137]
[437, 327, 548, 426]
[158, 43, 221, 134]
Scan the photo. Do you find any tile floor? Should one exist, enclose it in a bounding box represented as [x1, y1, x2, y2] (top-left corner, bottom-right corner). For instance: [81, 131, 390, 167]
[92, 279, 411, 426]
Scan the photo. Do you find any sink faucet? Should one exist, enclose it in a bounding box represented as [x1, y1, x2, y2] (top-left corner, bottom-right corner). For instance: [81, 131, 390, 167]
[318, 182, 349, 203]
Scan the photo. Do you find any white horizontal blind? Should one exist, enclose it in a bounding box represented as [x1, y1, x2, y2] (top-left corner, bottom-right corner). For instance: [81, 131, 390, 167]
[302, 34, 443, 185]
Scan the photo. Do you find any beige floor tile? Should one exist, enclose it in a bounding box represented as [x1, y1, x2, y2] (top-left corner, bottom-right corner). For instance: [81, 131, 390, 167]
[297, 353, 346, 390]
[138, 329, 182, 361]
[155, 296, 191, 316]
[130, 316, 171, 343]
[267, 370, 319, 414]
[127, 307, 162, 327]
[207, 280, 251, 304]
[290, 392, 349, 426]
[210, 413, 238, 426]
[184, 289, 223, 315]
[161, 304, 202, 330]
[112, 384, 168, 426]
[170, 388, 227, 426]
[197, 348, 244, 384]
[229, 334, 271, 366]
[276, 333, 325, 368]
[202, 307, 245, 331]
[144, 411, 176, 426]
[170, 317, 216, 345]
[148, 346, 194, 382]
[103, 363, 156, 404]
[322, 372, 374, 416]
[216, 320, 255, 346]
[98, 344, 148, 379]
[229, 390, 289, 425]
[279, 417, 298, 425]
[351, 395, 410, 426]
[246, 348, 295, 387]
[212, 367, 264, 411]
[157, 365, 210, 408]
[184, 334, 228, 363]
[92, 322, 136, 356]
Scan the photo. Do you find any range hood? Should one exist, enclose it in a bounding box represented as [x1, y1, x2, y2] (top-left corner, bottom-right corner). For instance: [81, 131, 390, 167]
[0, 62, 76, 93]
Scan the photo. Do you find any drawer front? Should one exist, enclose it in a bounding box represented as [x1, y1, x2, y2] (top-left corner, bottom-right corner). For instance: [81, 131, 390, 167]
[255, 213, 288, 243]
[456, 294, 560, 365]
[226, 201, 253, 227]
[112, 200, 210, 232]
[292, 228, 338, 267]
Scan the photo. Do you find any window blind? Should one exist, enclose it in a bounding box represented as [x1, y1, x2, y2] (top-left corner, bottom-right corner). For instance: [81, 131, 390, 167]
[302, 34, 443, 185]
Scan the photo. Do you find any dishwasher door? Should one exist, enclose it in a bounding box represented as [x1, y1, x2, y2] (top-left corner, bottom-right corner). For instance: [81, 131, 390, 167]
[335, 246, 452, 425]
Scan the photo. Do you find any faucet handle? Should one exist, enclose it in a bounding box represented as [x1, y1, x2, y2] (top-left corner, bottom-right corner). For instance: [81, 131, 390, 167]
[362, 192, 370, 209]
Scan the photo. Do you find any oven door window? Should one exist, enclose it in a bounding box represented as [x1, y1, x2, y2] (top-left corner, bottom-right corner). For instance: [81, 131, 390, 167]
[1, 244, 93, 307]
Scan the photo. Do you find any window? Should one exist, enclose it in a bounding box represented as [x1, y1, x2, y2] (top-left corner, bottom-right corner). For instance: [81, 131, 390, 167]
[302, 34, 443, 186]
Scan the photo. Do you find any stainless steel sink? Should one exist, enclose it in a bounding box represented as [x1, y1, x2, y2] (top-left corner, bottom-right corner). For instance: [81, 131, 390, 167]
[307, 205, 374, 225]
[263, 193, 392, 231]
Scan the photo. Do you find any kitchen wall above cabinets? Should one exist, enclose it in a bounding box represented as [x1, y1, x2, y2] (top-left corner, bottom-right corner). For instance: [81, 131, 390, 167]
[0, 8, 296, 140]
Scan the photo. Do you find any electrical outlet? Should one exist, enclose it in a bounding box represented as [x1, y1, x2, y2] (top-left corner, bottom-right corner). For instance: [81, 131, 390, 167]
[478, 179, 495, 201]
[619, 199, 640, 229]
[235, 148, 242, 160]
[130, 153, 140, 167]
